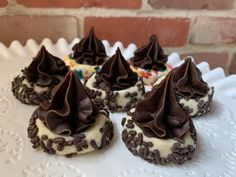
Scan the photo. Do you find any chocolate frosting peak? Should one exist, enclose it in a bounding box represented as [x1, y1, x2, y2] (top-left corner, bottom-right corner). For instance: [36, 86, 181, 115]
[96, 48, 138, 91]
[133, 73, 190, 141]
[72, 27, 107, 65]
[38, 71, 98, 136]
[130, 34, 167, 71]
[25, 46, 69, 86]
[173, 57, 208, 98]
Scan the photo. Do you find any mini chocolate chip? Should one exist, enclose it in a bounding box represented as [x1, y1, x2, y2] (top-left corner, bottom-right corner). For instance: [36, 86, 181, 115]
[133, 137, 138, 143]
[29, 119, 36, 125]
[29, 127, 38, 138]
[139, 147, 144, 158]
[83, 144, 88, 149]
[121, 118, 127, 126]
[43, 148, 49, 153]
[32, 143, 39, 149]
[28, 125, 36, 131]
[30, 136, 40, 144]
[137, 133, 143, 146]
[48, 148, 56, 154]
[143, 142, 148, 148]
[127, 143, 137, 149]
[126, 135, 134, 144]
[46, 139, 53, 148]
[127, 119, 133, 124]
[126, 123, 134, 129]
[147, 142, 153, 147]
[188, 145, 194, 151]
[122, 130, 128, 140]
[65, 153, 77, 158]
[154, 150, 161, 163]
[149, 152, 154, 158]
[131, 149, 138, 156]
[52, 137, 65, 144]
[143, 147, 149, 158]
[57, 144, 64, 151]
[77, 140, 87, 148]
[101, 135, 107, 147]
[41, 135, 48, 140]
[39, 140, 46, 149]
[173, 143, 181, 149]
[129, 130, 137, 136]
[77, 134, 86, 139]
[90, 140, 99, 150]
[161, 158, 166, 165]
[76, 146, 83, 151]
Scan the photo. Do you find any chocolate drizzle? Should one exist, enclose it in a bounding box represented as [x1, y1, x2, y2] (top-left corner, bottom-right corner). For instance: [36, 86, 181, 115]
[133, 73, 190, 141]
[72, 27, 107, 65]
[130, 35, 167, 71]
[173, 57, 208, 99]
[25, 46, 69, 86]
[95, 48, 138, 91]
[38, 71, 98, 136]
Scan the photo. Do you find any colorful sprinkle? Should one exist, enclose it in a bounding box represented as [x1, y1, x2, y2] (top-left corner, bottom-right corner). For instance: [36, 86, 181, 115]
[76, 70, 83, 79]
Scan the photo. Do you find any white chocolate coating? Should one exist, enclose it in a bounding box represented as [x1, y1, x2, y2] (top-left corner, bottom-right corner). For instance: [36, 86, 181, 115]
[13, 74, 50, 104]
[123, 109, 196, 158]
[21, 75, 48, 93]
[85, 74, 144, 112]
[35, 112, 112, 155]
[178, 87, 214, 117]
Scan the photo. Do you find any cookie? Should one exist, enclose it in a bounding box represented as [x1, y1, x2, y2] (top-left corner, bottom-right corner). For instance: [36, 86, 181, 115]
[121, 72, 197, 165]
[85, 48, 145, 112]
[129, 35, 172, 86]
[12, 46, 69, 105]
[64, 27, 108, 80]
[27, 71, 114, 156]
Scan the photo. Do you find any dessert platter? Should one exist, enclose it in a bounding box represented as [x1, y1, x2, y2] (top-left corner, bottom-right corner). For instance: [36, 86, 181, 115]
[0, 34, 236, 177]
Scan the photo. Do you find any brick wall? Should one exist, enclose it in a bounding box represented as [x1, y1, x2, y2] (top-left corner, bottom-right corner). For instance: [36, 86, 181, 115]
[0, 0, 235, 74]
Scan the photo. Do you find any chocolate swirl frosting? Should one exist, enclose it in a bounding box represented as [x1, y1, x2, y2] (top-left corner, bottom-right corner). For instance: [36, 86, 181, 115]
[38, 71, 98, 136]
[130, 34, 167, 71]
[72, 27, 107, 65]
[172, 57, 208, 99]
[95, 48, 138, 91]
[25, 46, 69, 86]
[133, 73, 190, 141]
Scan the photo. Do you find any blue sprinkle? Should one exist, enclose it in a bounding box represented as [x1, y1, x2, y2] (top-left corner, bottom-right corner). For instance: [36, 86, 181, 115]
[76, 70, 83, 79]
[94, 66, 101, 72]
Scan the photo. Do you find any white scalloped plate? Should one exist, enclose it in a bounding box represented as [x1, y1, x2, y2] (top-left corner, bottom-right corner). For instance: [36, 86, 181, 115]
[0, 39, 236, 177]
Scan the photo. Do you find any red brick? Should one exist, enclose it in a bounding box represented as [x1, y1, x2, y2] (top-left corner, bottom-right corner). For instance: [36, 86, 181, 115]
[84, 17, 190, 47]
[229, 54, 236, 74]
[181, 52, 228, 69]
[0, 0, 8, 7]
[190, 17, 236, 45]
[148, 0, 234, 10]
[16, 0, 141, 9]
[0, 16, 78, 46]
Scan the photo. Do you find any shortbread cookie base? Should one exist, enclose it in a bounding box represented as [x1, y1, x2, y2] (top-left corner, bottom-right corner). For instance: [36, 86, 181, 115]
[130, 64, 172, 86]
[27, 110, 114, 157]
[121, 109, 197, 165]
[178, 87, 214, 117]
[12, 74, 51, 105]
[84, 74, 145, 112]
